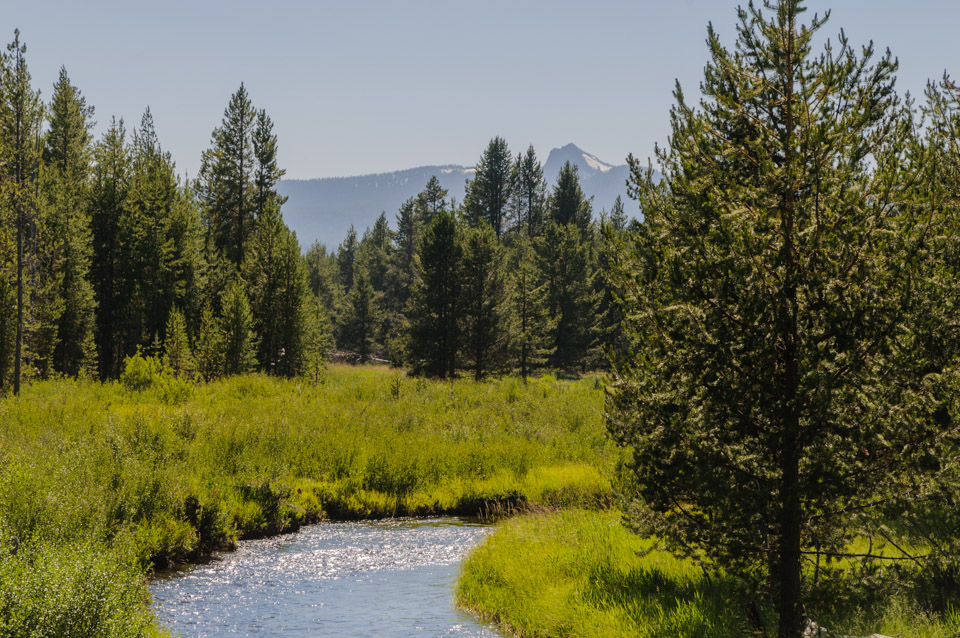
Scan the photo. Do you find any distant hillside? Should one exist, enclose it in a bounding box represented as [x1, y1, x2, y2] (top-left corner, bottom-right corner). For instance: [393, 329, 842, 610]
[278, 144, 648, 250]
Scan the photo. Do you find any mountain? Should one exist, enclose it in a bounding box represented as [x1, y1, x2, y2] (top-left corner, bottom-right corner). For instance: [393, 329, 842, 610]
[542, 143, 635, 215]
[277, 144, 645, 250]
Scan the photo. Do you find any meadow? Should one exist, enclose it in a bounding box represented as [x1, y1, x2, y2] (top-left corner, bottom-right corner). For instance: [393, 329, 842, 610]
[0, 364, 616, 637]
[457, 510, 960, 638]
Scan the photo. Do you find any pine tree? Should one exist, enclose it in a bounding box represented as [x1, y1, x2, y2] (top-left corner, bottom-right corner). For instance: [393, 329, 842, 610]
[163, 305, 193, 376]
[406, 210, 462, 377]
[122, 109, 194, 356]
[416, 175, 448, 226]
[89, 117, 130, 378]
[245, 207, 308, 376]
[197, 84, 256, 266]
[359, 212, 392, 292]
[340, 267, 378, 363]
[606, 4, 947, 635]
[389, 197, 419, 315]
[220, 277, 257, 375]
[304, 241, 342, 316]
[1, 30, 44, 394]
[608, 195, 627, 232]
[244, 108, 307, 377]
[194, 303, 224, 381]
[463, 137, 513, 238]
[252, 108, 287, 221]
[595, 220, 627, 364]
[536, 221, 598, 371]
[508, 237, 553, 379]
[300, 292, 332, 383]
[460, 223, 509, 380]
[510, 145, 546, 237]
[337, 225, 358, 291]
[548, 161, 592, 232]
[42, 67, 97, 377]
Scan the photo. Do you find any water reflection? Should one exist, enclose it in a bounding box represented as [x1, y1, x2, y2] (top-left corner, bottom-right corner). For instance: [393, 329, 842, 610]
[151, 518, 501, 637]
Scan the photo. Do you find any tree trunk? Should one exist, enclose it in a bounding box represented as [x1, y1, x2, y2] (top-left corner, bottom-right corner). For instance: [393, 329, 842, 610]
[777, 9, 803, 636]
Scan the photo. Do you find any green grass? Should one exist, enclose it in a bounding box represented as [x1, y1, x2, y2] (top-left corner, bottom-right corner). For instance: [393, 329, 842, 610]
[456, 510, 960, 638]
[0, 366, 617, 636]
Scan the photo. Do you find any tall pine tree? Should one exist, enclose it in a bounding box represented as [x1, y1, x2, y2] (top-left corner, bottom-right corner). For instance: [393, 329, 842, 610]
[510, 145, 546, 238]
[0, 31, 43, 393]
[407, 210, 462, 377]
[42, 67, 97, 377]
[460, 223, 510, 380]
[197, 84, 256, 267]
[606, 4, 951, 635]
[89, 117, 130, 378]
[463, 137, 513, 238]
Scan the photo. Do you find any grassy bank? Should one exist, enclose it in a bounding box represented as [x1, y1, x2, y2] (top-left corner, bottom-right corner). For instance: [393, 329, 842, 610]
[0, 366, 616, 637]
[457, 510, 960, 638]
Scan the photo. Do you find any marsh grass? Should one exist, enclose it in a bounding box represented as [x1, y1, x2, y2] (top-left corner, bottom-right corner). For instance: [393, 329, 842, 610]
[0, 366, 616, 636]
[457, 510, 960, 638]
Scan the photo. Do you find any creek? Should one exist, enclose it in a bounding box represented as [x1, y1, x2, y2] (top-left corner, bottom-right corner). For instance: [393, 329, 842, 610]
[150, 517, 501, 637]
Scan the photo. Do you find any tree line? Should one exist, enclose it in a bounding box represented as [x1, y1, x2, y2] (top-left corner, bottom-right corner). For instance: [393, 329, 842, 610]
[0, 30, 625, 392]
[314, 137, 630, 380]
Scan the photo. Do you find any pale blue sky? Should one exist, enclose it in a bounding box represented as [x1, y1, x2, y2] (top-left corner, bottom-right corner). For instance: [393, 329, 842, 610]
[9, 1, 958, 179]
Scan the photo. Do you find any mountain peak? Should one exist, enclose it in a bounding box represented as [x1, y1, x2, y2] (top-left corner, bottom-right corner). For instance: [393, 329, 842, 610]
[544, 143, 617, 179]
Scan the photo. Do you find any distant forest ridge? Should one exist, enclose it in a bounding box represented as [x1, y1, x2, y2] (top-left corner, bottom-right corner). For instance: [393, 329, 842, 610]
[278, 143, 651, 250]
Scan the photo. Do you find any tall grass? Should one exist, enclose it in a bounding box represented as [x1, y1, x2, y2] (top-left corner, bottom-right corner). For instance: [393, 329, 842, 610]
[0, 366, 616, 636]
[457, 510, 960, 638]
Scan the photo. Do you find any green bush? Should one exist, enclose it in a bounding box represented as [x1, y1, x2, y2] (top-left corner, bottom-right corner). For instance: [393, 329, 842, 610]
[0, 541, 161, 638]
[119, 351, 194, 404]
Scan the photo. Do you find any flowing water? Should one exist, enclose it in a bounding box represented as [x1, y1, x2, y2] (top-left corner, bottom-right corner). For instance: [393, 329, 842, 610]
[150, 518, 502, 637]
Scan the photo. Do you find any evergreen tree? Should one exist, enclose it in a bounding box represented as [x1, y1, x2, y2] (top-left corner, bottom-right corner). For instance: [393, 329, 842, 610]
[0, 30, 43, 394]
[197, 84, 256, 266]
[121, 109, 199, 357]
[460, 223, 510, 380]
[301, 292, 332, 383]
[252, 108, 287, 221]
[244, 108, 307, 377]
[510, 145, 546, 237]
[163, 305, 193, 376]
[416, 175, 448, 226]
[358, 212, 392, 292]
[608, 195, 627, 232]
[463, 137, 513, 238]
[89, 117, 130, 378]
[220, 277, 257, 375]
[508, 237, 553, 379]
[389, 197, 419, 315]
[536, 221, 598, 371]
[336, 225, 358, 291]
[42, 67, 97, 377]
[394, 197, 419, 277]
[245, 207, 308, 377]
[0, 44, 10, 389]
[606, 4, 948, 635]
[304, 241, 342, 315]
[357, 213, 395, 352]
[548, 161, 592, 232]
[340, 267, 378, 363]
[406, 210, 462, 377]
[595, 220, 627, 364]
[194, 303, 224, 381]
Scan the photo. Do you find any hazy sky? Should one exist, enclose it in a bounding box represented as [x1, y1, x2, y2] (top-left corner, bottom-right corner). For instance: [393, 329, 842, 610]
[8, 1, 959, 179]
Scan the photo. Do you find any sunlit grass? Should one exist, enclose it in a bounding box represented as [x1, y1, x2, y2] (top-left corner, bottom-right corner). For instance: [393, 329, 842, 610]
[0, 366, 616, 636]
[457, 510, 960, 638]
